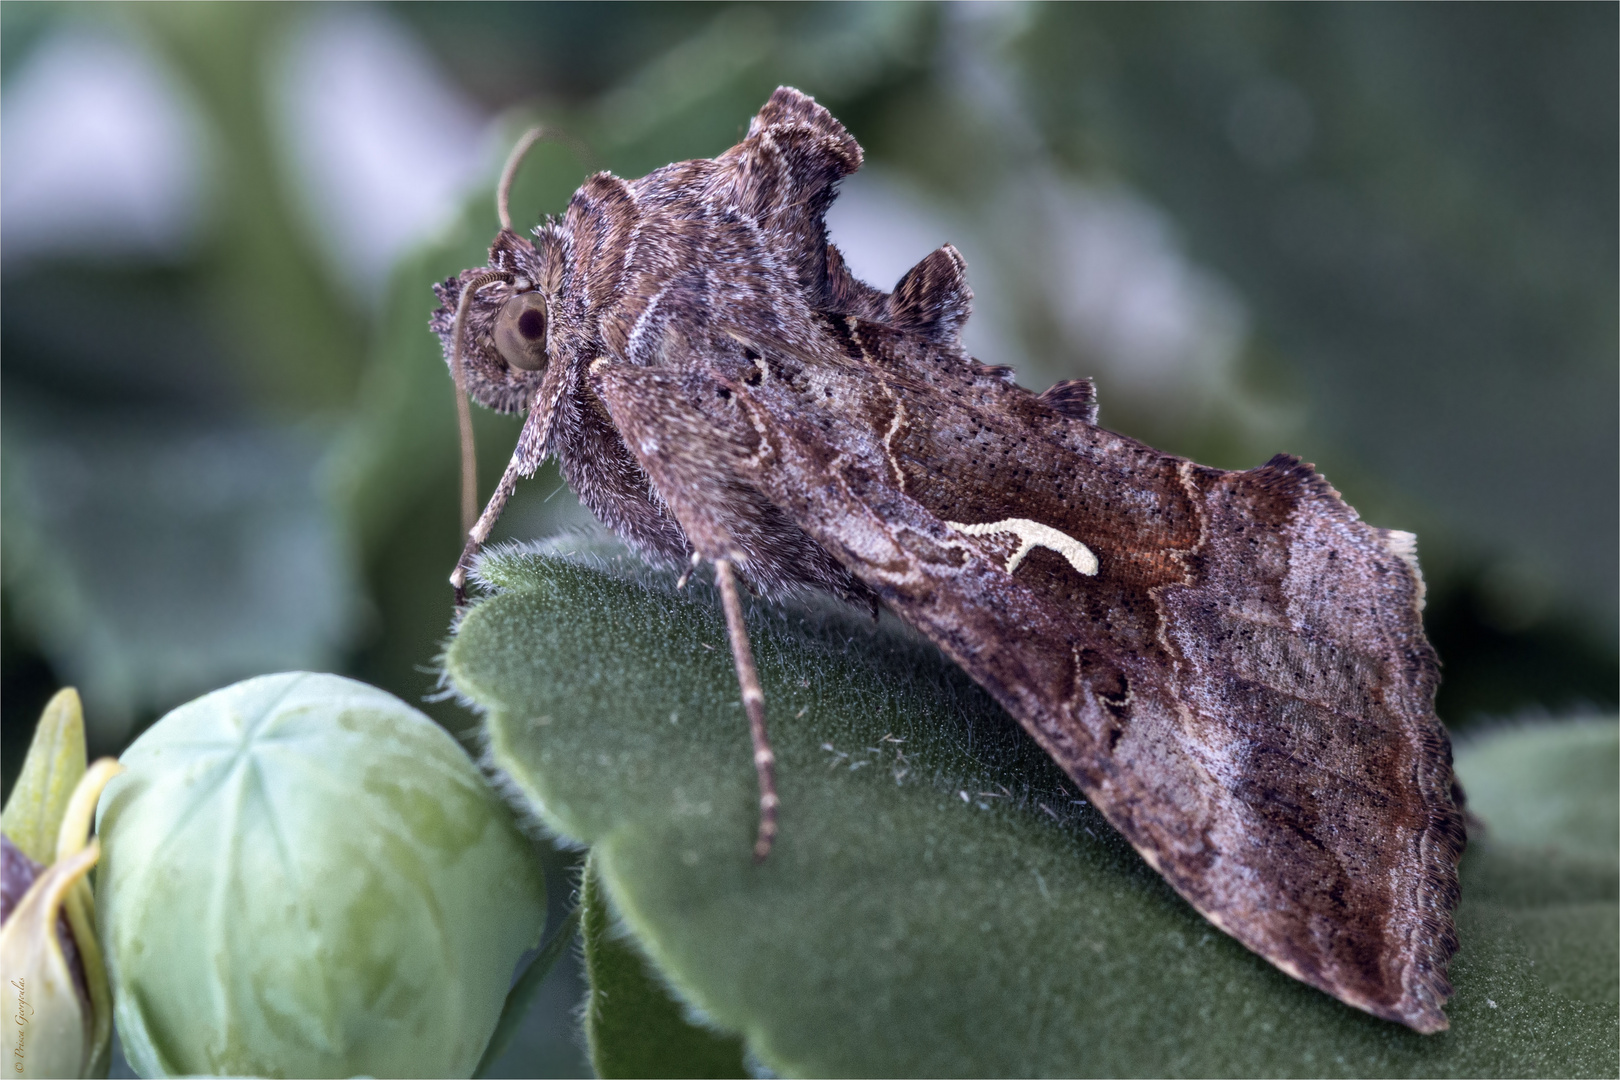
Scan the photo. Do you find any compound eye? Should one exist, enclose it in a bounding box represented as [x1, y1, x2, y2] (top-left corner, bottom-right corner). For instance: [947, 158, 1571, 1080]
[493, 291, 548, 371]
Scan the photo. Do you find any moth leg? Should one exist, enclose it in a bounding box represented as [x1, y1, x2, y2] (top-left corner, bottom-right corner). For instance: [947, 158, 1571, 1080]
[450, 373, 566, 604]
[589, 359, 787, 857]
[714, 557, 779, 861]
[450, 459, 522, 605]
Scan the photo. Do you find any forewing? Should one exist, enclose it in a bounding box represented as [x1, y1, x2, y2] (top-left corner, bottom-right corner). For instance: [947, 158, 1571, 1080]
[567, 85, 1461, 1033]
[703, 319, 1463, 1033]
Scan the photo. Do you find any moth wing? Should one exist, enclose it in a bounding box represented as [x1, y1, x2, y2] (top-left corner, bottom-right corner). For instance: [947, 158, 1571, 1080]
[705, 88, 862, 303]
[693, 325, 1462, 1034]
[586, 359, 875, 605]
[1038, 378, 1099, 424]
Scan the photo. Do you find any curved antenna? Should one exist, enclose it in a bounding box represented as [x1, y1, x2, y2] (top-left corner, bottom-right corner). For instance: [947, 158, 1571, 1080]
[497, 126, 548, 233]
[496, 123, 601, 233]
[450, 270, 511, 537]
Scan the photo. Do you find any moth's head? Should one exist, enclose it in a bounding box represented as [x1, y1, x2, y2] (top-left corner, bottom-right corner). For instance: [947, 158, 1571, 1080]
[429, 226, 562, 414]
[430, 127, 571, 416]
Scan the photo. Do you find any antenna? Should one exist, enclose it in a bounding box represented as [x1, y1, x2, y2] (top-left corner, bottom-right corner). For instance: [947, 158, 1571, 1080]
[496, 122, 601, 233]
[497, 126, 548, 233]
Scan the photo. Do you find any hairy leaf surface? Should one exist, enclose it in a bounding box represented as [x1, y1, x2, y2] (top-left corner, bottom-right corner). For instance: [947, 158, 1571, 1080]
[446, 541, 1618, 1077]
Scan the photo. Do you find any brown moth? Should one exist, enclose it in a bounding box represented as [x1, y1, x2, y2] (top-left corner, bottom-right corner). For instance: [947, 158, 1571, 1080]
[431, 88, 1464, 1034]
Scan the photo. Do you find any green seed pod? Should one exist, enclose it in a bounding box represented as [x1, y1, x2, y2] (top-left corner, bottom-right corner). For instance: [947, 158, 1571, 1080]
[95, 673, 545, 1079]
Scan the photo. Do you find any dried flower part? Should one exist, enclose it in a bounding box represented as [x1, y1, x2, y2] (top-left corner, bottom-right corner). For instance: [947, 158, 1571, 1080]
[0, 834, 88, 1014]
[2, 841, 101, 1079]
[2, 754, 121, 1080]
[1, 691, 117, 1078]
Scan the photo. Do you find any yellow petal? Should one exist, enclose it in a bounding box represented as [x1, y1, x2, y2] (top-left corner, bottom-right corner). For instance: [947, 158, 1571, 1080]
[54, 760, 123, 1080]
[54, 759, 123, 866]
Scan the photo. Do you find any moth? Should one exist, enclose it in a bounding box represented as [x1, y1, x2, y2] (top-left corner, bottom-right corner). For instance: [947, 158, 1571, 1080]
[431, 88, 1464, 1034]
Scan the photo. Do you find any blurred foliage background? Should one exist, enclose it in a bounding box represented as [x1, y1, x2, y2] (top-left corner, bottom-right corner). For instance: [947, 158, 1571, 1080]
[2, 3, 1614, 1075]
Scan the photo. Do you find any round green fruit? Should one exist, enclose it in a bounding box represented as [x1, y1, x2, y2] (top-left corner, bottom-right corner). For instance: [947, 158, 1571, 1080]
[95, 672, 545, 1078]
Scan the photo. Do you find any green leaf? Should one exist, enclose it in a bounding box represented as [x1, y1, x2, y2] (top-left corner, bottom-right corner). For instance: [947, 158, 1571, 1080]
[1, 405, 361, 737]
[1, 688, 87, 864]
[446, 542, 1618, 1077]
[1454, 718, 1618, 858]
[582, 850, 749, 1079]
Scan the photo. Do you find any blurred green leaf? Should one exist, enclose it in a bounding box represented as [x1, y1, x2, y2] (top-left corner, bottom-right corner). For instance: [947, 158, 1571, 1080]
[125, 2, 366, 410]
[0, 394, 359, 737]
[1455, 719, 1619, 860]
[2, 0, 373, 736]
[582, 851, 748, 1079]
[1014, 4, 1619, 639]
[0, 688, 86, 863]
[445, 542, 1617, 1078]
